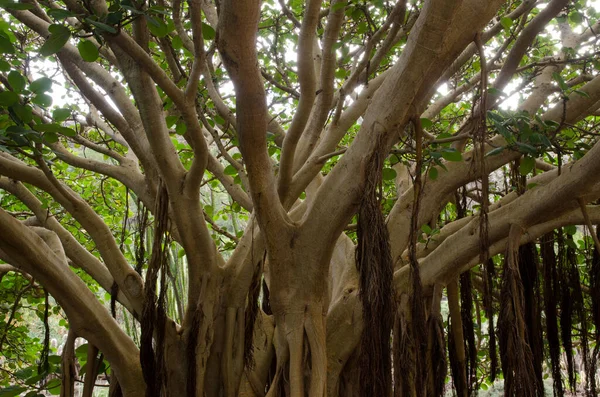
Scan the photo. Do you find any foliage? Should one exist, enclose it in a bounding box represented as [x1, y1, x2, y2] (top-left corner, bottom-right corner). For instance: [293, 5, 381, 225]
[0, 0, 599, 396]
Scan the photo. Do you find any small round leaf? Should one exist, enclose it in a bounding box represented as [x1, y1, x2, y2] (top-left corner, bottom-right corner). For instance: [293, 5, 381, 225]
[77, 40, 99, 62]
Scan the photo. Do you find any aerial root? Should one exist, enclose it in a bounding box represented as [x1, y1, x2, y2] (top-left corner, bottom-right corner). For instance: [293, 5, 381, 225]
[265, 305, 326, 397]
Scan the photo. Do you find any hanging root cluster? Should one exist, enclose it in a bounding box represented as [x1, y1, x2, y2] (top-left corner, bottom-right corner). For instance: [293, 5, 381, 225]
[498, 225, 538, 397]
[426, 285, 447, 397]
[393, 295, 415, 397]
[518, 243, 544, 396]
[140, 182, 170, 397]
[483, 258, 498, 381]
[355, 135, 394, 397]
[459, 272, 476, 394]
[565, 234, 593, 395]
[540, 232, 564, 397]
[591, 226, 600, 394]
[244, 256, 264, 369]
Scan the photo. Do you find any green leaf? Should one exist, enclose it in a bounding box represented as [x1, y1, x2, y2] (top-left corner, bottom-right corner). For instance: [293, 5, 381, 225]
[146, 15, 169, 37]
[175, 121, 187, 135]
[0, 34, 14, 54]
[574, 90, 589, 98]
[552, 71, 568, 91]
[441, 149, 462, 162]
[335, 68, 347, 79]
[500, 16, 513, 30]
[11, 104, 32, 123]
[105, 11, 123, 25]
[519, 156, 535, 176]
[0, 59, 10, 71]
[569, 12, 584, 24]
[331, 1, 347, 12]
[0, 91, 18, 106]
[8, 70, 25, 92]
[77, 40, 99, 62]
[32, 93, 53, 107]
[382, 167, 397, 181]
[148, 5, 169, 14]
[564, 225, 576, 235]
[29, 77, 53, 93]
[33, 123, 76, 136]
[43, 131, 58, 143]
[224, 164, 237, 176]
[515, 141, 537, 155]
[0, 0, 33, 10]
[6, 125, 33, 135]
[0, 385, 27, 397]
[165, 115, 178, 128]
[202, 22, 216, 40]
[428, 166, 438, 180]
[86, 18, 117, 34]
[47, 8, 75, 19]
[487, 87, 504, 97]
[543, 119, 560, 128]
[45, 378, 61, 395]
[39, 24, 71, 56]
[53, 108, 71, 122]
[420, 118, 433, 129]
[122, 4, 144, 14]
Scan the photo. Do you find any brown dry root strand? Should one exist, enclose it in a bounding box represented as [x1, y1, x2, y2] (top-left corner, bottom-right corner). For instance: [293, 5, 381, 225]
[518, 243, 544, 396]
[109, 371, 123, 397]
[482, 258, 498, 381]
[593, 226, 600, 334]
[355, 134, 394, 397]
[408, 118, 427, 397]
[591, 226, 600, 394]
[244, 259, 264, 370]
[238, 312, 275, 397]
[82, 344, 100, 397]
[540, 232, 564, 397]
[187, 275, 217, 396]
[447, 280, 468, 397]
[39, 289, 50, 378]
[393, 294, 416, 397]
[425, 285, 446, 397]
[565, 236, 593, 396]
[266, 305, 326, 397]
[60, 328, 76, 397]
[459, 271, 476, 393]
[338, 349, 360, 397]
[141, 183, 170, 397]
[498, 225, 538, 397]
[557, 230, 576, 391]
[222, 307, 246, 396]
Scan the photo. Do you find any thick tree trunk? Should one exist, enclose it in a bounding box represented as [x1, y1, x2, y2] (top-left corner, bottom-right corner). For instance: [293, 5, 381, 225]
[265, 240, 332, 397]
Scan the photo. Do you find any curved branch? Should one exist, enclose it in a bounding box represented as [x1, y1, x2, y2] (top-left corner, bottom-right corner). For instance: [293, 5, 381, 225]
[277, 0, 322, 199]
[0, 177, 135, 313]
[0, 208, 145, 396]
[293, 0, 347, 177]
[218, 0, 289, 240]
[0, 152, 144, 315]
[302, 0, 506, 243]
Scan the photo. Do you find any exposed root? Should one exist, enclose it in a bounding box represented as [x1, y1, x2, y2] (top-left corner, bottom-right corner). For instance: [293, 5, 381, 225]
[266, 305, 326, 397]
[223, 307, 246, 396]
[393, 294, 416, 397]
